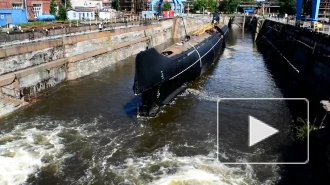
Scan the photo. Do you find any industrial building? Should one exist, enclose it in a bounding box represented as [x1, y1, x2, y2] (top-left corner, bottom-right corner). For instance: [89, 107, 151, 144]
[118, 0, 141, 13]
[0, 0, 51, 21]
[67, 8, 96, 21]
[134, 0, 150, 12]
[118, 0, 183, 14]
[303, 0, 330, 22]
[71, 0, 103, 10]
[102, 0, 111, 8]
[0, 8, 28, 26]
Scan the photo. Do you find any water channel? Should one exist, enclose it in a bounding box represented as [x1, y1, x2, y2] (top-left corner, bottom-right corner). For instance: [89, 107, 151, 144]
[0, 28, 313, 185]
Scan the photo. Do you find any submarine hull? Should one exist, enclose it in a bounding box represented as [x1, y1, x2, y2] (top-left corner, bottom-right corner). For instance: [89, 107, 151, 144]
[133, 25, 229, 117]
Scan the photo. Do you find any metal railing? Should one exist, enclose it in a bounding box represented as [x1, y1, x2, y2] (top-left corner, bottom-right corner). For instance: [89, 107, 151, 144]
[268, 17, 330, 36]
[0, 15, 212, 48]
[239, 2, 281, 6]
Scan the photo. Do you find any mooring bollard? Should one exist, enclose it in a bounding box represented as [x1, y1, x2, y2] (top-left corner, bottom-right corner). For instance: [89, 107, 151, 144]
[76, 19, 78, 27]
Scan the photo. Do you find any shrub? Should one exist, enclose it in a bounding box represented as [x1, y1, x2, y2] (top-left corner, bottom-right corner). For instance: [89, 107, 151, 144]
[295, 117, 318, 141]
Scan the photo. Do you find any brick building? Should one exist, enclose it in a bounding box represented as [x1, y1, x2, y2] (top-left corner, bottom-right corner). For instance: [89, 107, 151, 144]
[0, 0, 51, 20]
[103, 0, 111, 8]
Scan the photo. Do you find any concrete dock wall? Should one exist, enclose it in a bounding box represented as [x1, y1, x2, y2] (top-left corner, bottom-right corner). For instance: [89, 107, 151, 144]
[0, 21, 149, 44]
[0, 17, 210, 117]
[228, 15, 254, 28]
[257, 19, 330, 99]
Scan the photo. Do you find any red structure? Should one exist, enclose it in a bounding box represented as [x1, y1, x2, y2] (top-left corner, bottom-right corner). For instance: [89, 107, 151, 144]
[0, 0, 50, 21]
[162, 10, 174, 18]
[162, 10, 169, 18]
[169, 10, 174, 17]
[0, 0, 18, 8]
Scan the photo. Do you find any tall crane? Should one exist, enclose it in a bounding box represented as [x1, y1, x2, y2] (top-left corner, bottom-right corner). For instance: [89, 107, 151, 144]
[296, 0, 320, 22]
[150, 0, 184, 15]
[296, 0, 321, 30]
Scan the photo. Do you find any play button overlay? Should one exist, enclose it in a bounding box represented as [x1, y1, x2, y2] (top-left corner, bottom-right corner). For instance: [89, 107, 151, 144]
[217, 98, 309, 164]
[249, 116, 279, 147]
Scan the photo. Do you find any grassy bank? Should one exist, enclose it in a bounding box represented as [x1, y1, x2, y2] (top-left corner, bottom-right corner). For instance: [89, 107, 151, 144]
[18, 20, 81, 28]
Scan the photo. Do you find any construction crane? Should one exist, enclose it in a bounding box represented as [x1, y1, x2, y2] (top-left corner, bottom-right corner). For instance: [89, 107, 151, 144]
[296, 0, 320, 22]
[150, 0, 184, 15]
[296, 0, 323, 30]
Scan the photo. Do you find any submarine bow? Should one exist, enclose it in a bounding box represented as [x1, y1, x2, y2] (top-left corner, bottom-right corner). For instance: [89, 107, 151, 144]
[133, 48, 172, 94]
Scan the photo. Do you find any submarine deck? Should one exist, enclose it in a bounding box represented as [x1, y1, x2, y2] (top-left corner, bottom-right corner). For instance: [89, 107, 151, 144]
[161, 23, 225, 58]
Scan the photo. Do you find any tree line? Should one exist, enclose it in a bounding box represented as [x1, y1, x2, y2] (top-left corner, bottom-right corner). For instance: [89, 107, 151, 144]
[50, 0, 72, 20]
[49, 0, 297, 19]
[190, 0, 296, 14]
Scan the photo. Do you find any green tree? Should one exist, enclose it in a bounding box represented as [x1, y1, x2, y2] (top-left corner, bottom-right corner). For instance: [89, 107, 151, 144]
[163, 2, 172, 11]
[50, 0, 57, 15]
[279, 0, 296, 15]
[112, 0, 119, 11]
[57, 3, 67, 20]
[194, 0, 208, 13]
[208, 0, 217, 13]
[219, 0, 240, 13]
[185, 0, 195, 13]
[66, 0, 72, 9]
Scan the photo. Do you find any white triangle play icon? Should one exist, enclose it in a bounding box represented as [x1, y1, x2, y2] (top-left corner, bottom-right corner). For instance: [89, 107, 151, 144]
[249, 116, 279, 147]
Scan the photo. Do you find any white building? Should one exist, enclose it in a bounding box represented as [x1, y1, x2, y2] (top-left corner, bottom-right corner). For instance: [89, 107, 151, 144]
[99, 10, 116, 20]
[71, 0, 103, 10]
[67, 8, 96, 21]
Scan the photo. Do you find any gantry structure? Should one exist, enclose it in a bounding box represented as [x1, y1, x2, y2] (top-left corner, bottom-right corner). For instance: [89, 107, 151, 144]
[297, 0, 330, 22]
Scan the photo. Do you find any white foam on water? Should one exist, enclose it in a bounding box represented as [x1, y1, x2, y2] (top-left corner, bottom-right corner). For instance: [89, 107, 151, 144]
[0, 125, 64, 185]
[152, 168, 226, 185]
[0, 116, 280, 185]
[147, 150, 257, 185]
[183, 88, 220, 102]
[102, 145, 270, 185]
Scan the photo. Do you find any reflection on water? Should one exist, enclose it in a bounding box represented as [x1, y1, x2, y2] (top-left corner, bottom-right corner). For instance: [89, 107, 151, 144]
[0, 29, 301, 185]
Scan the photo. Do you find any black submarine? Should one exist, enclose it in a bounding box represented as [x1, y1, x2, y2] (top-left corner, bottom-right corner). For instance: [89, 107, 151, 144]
[133, 15, 229, 117]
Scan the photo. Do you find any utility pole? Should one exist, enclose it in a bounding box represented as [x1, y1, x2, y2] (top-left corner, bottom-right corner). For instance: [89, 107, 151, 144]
[24, 0, 28, 20]
[188, 3, 190, 15]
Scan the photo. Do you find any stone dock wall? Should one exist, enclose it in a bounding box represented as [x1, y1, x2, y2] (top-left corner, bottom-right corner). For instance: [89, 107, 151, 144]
[0, 21, 144, 45]
[255, 19, 330, 183]
[256, 19, 330, 101]
[0, 18, 209, 117]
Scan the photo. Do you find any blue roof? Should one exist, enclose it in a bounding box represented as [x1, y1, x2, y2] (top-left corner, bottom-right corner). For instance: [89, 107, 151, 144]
[245, 10, 254, 13]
